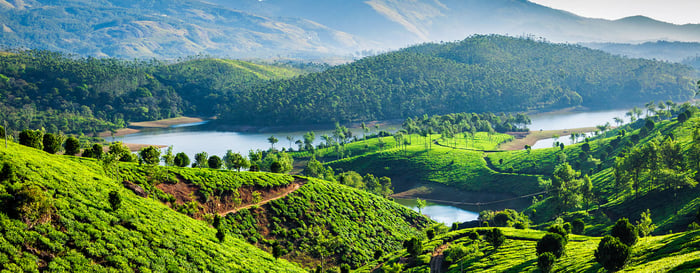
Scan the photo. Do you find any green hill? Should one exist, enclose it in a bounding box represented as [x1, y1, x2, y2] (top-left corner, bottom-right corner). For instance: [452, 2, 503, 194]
[0, 141, 306, 272]
[361, 227, 700, 272]
[219, 35, 696, 126]
[0, 51, 307, 134]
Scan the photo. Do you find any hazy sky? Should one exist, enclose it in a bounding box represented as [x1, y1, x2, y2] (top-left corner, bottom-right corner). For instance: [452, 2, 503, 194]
[529, 0, 700, 25]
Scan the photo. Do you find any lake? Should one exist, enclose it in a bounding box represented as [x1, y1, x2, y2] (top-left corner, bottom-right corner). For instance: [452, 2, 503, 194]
[393, 198, 479, 225]
[529, 108, 629, 149]
[120, 108, 630, 158]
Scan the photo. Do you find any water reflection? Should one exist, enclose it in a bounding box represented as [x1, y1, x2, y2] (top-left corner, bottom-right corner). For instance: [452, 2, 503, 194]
[394, 198, 479, 225]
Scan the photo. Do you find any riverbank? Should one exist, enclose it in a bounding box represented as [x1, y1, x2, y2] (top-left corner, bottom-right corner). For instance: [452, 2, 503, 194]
[498, 127, 597, 151]
[98, 117, 205, 138]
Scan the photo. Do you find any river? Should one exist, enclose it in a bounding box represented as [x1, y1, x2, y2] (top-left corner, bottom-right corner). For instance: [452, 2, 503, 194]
[118, 108, 630, 224]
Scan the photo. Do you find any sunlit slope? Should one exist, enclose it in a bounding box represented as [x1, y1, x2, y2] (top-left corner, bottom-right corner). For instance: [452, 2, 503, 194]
[0, 142, 305, 272]
[361, 227, 700, 272]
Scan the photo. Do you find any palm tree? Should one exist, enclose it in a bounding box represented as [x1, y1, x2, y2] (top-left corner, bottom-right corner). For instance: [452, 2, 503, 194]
[645, 101, 656, 117]
[286, 136, 294, 151]
[613, 117, 624, 127]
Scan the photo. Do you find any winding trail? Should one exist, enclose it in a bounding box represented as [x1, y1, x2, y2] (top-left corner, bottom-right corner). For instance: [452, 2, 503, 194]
[217, 179, 305, 216]
[430, 243, 450, 273]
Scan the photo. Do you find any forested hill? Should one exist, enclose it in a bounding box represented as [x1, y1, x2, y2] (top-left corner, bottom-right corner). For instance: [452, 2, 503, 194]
[219, 35, 697, 126]
[0, 51, 307, 135]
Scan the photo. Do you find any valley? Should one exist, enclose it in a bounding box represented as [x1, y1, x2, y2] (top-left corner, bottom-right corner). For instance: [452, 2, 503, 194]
[1, 1, 700, 271]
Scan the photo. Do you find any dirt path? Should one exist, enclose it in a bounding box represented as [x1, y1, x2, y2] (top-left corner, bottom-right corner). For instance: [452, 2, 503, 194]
[430, 243, 450, 273]
[218, 180, 304, 216]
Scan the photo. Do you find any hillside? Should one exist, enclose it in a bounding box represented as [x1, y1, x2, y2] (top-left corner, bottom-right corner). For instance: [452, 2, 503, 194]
[0, 141, 305, 272]
[0, 0, 364, 59]
[4, 0, 700, 59]
[361, 227, 700, 272]
[0, 51, 307, 134]
[219, 35, 696, 126]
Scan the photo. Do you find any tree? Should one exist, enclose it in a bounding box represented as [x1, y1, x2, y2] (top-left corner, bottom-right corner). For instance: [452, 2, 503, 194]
[485, 228, 506, 250]
[162, 146, 175, 166]
[571, 219, 585, 235]
[64, 137, 81, 156]
[416, 198, 426, 214]
[580, 175, 593, 212]
[285, 136, 294, 150]
[194, 152, 209, 168]
[595, 235, 630, 271]
[42, 133, 63, 154]
[267, 135, 278, 150]
[19, 129, 43, 150]
[537, 252, 556, 273]
[611, 218, 638, 246]
[109, 190, 122, 211]
[208, 155, 222, 169]
[303, 131, 315, 151]
[537, 233, 566, 258]
[404, 237, 422, 257]
[636, 209, 656, 237]
[272, 242, 283, 259]
[108, 142, 136, 162]
[174, 152, 190, 167]
[83, 144, 103, 159]
[139, 146, 161, 165]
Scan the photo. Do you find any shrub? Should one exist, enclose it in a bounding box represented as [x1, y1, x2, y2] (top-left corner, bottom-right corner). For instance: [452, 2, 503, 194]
[548, 224, 569, 241]
[611, 218, 638, 246]
[42, 133, 63, 154]
[404, 237, 422, 257]
[537, 252, 556, 273]
[208, 155, 222, 169]
[64, 137, 80, 156]
[571, 219, 585, 235]
[109, 191, 122, 211]
[467, 230, 480, 240]
[485, 228, 505, 250]
[174, 152, 190, 167]
[426, 229, 435, 240]
[536, 233, 566, 258]
[595, 235, 630, 271]
[19, 129, 43, 150]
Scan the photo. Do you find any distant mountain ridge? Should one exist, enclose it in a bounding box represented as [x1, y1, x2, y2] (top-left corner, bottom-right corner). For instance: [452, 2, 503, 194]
[1, 0, 700, 59]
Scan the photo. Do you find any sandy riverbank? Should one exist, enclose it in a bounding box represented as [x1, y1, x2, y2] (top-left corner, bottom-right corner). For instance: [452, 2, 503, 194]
[498, 127, 597, 151]
[98, 117, 205, 138]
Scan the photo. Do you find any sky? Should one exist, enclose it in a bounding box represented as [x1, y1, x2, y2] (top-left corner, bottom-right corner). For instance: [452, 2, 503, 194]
[529, 0, 700, 25]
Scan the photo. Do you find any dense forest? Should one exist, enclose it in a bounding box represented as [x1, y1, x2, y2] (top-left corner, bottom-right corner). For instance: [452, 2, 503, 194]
[219, 35, 697, 125]
[1, 35, 696, 136]
[0, 50, 307, 135]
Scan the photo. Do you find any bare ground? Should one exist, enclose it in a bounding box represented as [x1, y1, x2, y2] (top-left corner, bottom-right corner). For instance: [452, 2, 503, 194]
[498, 127, 597, 151]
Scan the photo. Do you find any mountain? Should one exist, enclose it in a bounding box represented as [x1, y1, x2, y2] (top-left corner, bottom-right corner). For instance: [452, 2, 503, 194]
[583, 41, 700, 63]
[212, 0, 700, 50]
[3, 0, 700, 59]
[0, 0, 367, 59]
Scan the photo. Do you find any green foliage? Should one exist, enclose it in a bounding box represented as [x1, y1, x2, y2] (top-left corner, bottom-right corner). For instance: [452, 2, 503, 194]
[224, 178, 429, 268]
[223, 150, 249, 171]
[536, 233, 567, 258]
[194, 152, 209, 168]
[139, 146, 161, 165]
[82, 143, 103, 159]
[571, 219, 585, 235]
[0, 141, 305, 272]
[42, 133, 63, 154]
[19, 129, 43, 150]
[174, 152, 190, 167]
[208, 155, 222, 169]
[219, 35, 695, 126]
[537, 252, 556, 273]
[405, 237, 422, 257]
[108, 190, 121, 211]
[612, 218, 638, 246]
[595, 235, 631, 271]
[64, 137, 80, 156]
[485, 228, 506, 250]
[108, 142, 136, 162]
[636, 209, 656, 237]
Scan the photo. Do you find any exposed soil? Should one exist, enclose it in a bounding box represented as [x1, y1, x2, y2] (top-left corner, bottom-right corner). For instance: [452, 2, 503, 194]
[430, 243, 450, 273]
[128, 117, 205, 128]
[498, 127, 597, 151]
[155, 176, 306, 219]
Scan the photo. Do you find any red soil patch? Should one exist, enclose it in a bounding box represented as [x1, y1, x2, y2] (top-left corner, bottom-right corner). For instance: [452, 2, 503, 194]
[155, 176, 306, 219]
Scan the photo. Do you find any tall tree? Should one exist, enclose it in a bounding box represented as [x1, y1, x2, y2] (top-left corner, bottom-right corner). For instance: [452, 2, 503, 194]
[194, 152, 209, 168]
[268, 135, 278, 150]
[139, 146, 161, 165]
